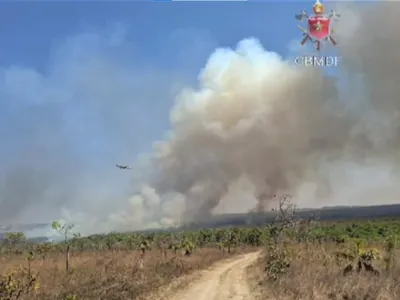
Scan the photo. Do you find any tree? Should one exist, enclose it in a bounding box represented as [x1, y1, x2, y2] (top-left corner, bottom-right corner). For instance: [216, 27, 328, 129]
[71, 233, 85, 252]
[244, 228, 263, 247]
[224, 228, 239, 253]
[264, 194, 296, 280]
[4, 232, 26, 244]
[104, 232, 118, 251]
[139, 237, 152, 257]
[181, 238, 195, 256]
[51, 220, 75, 273]
[4, 232, 26, 256]
[198, 230, 212, 247]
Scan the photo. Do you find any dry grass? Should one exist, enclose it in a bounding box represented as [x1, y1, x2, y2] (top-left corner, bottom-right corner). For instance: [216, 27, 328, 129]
[0, 247, 252, 300]
[250, 243, 400, 300]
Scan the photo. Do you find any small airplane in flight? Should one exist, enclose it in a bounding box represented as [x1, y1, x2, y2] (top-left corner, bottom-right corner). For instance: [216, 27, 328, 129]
[116, 164, 132, 170]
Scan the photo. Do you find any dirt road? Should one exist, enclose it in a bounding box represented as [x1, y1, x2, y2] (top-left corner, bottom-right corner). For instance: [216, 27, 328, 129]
[165, 251, 260, 300]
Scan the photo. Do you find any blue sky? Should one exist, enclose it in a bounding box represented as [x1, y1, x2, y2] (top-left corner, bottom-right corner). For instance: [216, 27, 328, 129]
[0, 1, 326, 223]
[0, 2, 309, 70]
[0, 1, 311, 146]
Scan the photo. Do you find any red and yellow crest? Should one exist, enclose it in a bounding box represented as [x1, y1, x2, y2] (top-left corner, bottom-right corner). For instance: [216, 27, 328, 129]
[295, 0, 340, 51]
[308, 16, 331, 41]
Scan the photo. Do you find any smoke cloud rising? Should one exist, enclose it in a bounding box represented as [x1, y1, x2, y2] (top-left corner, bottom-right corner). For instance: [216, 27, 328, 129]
[2, 2, 400, 235]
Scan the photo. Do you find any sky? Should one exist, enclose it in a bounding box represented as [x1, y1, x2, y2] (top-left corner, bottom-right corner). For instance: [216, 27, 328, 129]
[4, 0, 400, 237]
[10, 0, 399, 237]
[0, 1, 311, 152]
[0, 2, 306, 69]
[0, 1, 312, 225]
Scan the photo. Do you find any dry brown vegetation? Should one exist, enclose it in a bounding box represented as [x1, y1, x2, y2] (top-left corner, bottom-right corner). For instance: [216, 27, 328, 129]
[250, 242, 400, 300]
[0, 223, 260, 300]
[247, 197, 400, 300]
[0, 247, 254, 300]
[3, 196, 400, 300]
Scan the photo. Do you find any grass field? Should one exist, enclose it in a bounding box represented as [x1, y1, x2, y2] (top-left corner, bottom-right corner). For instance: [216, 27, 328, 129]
[0, 247, 251, 300]
[2, 201, 400, 300]
[249, 242, 400, 300]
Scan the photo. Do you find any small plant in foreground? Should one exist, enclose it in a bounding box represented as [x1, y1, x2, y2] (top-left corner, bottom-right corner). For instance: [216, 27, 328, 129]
[0, 267, 39, 300]
[384, 234, 396, 271]
[265, 247, 291, 280]
[264, 194, 296, 280]
[139, 238, 152, 257]
[181, 238, 195, 256]
[337, 239, 381, 276]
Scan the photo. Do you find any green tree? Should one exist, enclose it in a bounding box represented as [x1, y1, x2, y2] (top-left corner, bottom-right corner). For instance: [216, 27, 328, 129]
[244, 228, 263, 246]
[4, 232, 26, 246]
[52, 220, 75, 273]
[181, 238, 195, 256]
[4, 232, 26, 256]
[224, 228, 239, 253]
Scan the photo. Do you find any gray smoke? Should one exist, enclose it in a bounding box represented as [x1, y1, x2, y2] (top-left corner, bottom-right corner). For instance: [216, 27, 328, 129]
[120, 2, 400, 230]
[2, 2, 400, 235]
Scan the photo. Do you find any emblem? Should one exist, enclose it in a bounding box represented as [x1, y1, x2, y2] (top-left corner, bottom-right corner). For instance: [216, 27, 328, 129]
[295, 0, 340, 51]
[308, 16, 331, 41]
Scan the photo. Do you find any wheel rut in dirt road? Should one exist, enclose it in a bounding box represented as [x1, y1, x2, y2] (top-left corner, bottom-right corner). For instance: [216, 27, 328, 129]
[165, 251, 260, 300]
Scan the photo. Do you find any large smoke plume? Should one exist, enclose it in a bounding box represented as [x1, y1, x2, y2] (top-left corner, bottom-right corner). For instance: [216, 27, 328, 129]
[122, 2, 400, 230]
[2, 2, 400, 235]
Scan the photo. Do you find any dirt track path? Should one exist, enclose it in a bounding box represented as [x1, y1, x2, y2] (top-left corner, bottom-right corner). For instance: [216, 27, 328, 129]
[165, 251, 260, 300]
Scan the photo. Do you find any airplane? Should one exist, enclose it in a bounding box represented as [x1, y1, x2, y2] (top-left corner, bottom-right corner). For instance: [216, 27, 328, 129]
[116, 164, 132, 170]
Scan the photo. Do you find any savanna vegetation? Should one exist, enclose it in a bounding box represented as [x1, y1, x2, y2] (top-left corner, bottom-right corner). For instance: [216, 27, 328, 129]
[249, 196, 400, 300]
[1, 195, 400, 300]
[0, 220, 261, 300]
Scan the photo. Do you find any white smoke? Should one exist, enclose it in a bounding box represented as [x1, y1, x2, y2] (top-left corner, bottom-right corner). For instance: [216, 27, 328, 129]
[104, 2, 400, 233]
